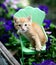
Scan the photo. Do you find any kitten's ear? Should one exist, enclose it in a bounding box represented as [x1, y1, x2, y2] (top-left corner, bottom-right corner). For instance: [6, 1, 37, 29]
[13, 16, 18, 22]
[27, 16, 32, 22]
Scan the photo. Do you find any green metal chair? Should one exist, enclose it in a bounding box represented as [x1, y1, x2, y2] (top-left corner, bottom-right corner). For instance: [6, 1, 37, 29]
[14, 6, 48, 65]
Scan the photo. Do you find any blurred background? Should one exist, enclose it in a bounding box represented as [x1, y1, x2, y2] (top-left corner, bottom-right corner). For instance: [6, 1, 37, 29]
[0, 0, 56, 65]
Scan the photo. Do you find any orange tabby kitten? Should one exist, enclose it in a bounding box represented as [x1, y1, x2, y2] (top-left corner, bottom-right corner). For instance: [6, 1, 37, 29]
[14, 16, 47, 51]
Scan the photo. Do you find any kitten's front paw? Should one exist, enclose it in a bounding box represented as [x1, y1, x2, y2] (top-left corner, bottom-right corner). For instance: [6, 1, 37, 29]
[31, 48, 35, 50]
[36, 46, 42, 51]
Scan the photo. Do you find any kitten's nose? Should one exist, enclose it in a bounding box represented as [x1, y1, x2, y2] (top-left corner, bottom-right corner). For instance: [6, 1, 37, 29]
[21, 27, 25, 31]
[21, 28, 25, 31]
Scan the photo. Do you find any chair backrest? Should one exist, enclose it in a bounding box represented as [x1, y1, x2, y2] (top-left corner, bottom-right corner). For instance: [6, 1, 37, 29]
[14, 6, 46, 26]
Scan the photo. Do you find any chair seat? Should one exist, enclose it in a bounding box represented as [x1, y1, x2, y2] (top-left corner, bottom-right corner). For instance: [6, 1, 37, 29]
[22, 46, 36, 54]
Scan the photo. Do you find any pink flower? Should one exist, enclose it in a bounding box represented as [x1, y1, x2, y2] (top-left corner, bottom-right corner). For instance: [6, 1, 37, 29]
[46, 31, 52, 34]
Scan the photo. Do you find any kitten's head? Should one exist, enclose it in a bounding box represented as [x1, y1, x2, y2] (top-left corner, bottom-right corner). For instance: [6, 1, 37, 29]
[14, 16, 32, 32]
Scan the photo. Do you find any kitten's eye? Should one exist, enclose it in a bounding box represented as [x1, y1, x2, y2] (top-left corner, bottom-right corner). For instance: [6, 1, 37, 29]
[25, 24, 27, 26]
[18, 24, 21, 26]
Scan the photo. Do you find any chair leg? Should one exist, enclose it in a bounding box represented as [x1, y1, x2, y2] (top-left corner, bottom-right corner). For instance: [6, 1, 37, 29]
[20, 58, 24, 65]
[20, 51, 24, 65]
